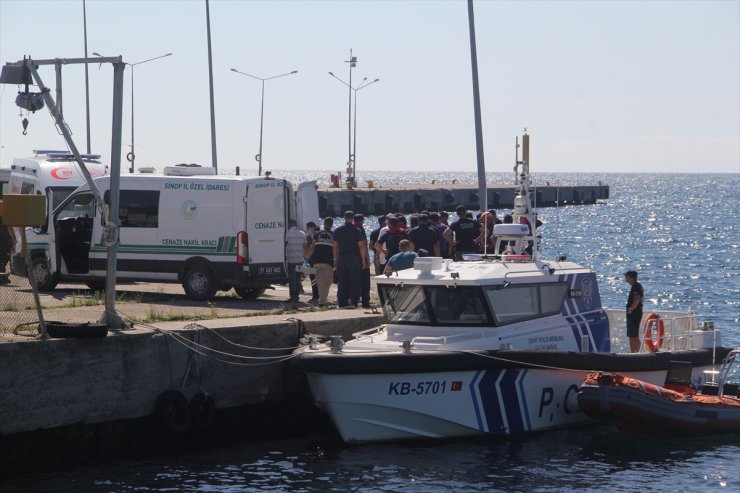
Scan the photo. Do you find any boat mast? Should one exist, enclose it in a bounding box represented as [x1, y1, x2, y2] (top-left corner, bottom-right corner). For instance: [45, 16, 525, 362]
[513, 129, 539, 260]
[466, 0, 487, 215]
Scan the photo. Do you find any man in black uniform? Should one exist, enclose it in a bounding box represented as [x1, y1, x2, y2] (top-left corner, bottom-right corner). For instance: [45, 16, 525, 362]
[443, 205, 481, 259]
[332, 211, 368, 308]
[307, 217, 334, 307]
[624, 270, 644, 353]
[354, 214, 371, 308]
[407, 213, 440, 257]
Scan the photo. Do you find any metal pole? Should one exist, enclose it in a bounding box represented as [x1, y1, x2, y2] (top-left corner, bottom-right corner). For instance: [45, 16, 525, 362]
[124, 53, 172, 173]
[347, 49, 354, 187]
[83, 0, 91, 154]
[467, 0, 487, 214]
[258, 79, 265, 176]
[129, 65, 135, 173]
[230, 68, 297, 175]
[102, 61, 126, 329]
[205, 0, 218, 172]
[352, 88, 358, 181]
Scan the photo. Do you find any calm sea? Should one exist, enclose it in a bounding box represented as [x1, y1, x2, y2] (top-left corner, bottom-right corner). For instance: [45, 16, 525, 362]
[3, 172, 738, 492]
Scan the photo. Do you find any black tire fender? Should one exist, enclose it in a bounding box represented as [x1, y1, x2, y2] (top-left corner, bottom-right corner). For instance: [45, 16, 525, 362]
[154, 390, 191, 435]
[189, 392, 216, 430]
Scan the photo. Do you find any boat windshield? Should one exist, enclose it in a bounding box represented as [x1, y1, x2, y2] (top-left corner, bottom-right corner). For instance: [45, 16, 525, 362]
[379, 281, 570, 327]
[379, 285, 490, 325]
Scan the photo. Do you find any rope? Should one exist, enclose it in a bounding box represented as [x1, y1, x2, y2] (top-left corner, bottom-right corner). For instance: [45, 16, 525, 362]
[114, 310, 301, 367]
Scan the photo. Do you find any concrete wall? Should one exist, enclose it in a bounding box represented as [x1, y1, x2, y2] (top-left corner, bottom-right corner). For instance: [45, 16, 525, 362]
[318, 184, 609, 216]
[0, 314, 384, 435]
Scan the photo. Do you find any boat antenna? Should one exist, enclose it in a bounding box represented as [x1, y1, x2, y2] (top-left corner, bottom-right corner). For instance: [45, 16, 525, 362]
[512, 129, 539, 261]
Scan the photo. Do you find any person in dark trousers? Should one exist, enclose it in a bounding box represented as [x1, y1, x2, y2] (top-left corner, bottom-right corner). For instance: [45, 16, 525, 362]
[354, 214, 371, 308]
[369, 215, 386, 275]
[332, 211, 368, 308]
[407, 213, 441, 257]
[624, 270, 644, 353]
[304, 221, 320, 302]
[307, 217, 334, 307]
[443, 205, 481, 259]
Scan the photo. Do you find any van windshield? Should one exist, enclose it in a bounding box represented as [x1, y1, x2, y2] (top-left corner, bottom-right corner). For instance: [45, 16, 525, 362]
[49, 187, 78, 211]
[56, 193, 95, 220]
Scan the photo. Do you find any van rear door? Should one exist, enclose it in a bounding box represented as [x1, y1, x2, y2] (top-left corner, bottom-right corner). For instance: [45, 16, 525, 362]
[296, 180, 320, 229]
[244, 179, 288, 280]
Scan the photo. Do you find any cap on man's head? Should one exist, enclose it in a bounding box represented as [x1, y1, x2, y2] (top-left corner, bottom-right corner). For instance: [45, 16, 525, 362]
[418, 213, 429, 222]
[343, 210, 355, 220]
[354, 214, 365, 222]
[455, 205, 466, 215]
[624, 270, 638, 278]
[387, 216, 400, 225]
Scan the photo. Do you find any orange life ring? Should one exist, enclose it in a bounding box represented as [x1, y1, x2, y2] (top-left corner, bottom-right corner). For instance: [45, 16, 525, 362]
[643, 312, 665, 352]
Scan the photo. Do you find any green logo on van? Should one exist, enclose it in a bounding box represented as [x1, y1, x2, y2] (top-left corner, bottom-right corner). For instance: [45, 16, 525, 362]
[181, 200, 198, 220]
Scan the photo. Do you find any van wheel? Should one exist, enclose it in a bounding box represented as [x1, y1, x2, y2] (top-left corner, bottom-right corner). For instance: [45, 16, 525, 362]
[85, 280, 107, 292]
[183, 264, 217, 300]
[235, 287, 266, 300]
[32, 257, 58, 291]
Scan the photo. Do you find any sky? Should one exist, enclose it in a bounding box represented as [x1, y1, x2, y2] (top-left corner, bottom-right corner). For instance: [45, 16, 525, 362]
[0, 0, 738, 176]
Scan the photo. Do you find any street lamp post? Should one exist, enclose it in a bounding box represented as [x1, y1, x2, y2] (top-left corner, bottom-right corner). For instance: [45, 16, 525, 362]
[328, 71, 379, 189]
[93, 51, 172, 173]
[127, 53, 173, 173]
[230, 68, 298, 176]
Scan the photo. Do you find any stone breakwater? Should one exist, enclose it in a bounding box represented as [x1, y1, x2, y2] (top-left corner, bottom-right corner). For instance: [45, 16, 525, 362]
[317, 183, 609, 216]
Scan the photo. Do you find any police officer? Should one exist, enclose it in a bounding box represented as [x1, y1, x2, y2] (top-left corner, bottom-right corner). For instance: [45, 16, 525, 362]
[332, 211, 368, 308]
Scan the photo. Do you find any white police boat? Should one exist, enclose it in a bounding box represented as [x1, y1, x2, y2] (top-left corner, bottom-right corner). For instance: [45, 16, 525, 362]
[292, 162, 731, 443]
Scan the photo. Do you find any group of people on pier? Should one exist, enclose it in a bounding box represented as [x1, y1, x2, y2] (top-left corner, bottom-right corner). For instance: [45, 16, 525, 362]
[288, 205, 542, 309]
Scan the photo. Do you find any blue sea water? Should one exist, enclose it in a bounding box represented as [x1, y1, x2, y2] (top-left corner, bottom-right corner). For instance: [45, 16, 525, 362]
[2, 172, 738, 492]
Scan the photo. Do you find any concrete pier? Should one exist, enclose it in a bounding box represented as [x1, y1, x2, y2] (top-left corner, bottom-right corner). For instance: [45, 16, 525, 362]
[0, 310, 383, 436]
[317, 183, 609, 217]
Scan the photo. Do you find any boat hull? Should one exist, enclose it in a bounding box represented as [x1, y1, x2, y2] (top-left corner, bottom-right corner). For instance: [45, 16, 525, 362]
[297, 348, 731, 442]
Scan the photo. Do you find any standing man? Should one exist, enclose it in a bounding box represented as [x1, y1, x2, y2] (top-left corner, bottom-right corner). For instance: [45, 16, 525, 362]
[354, 214, 371, 309]
[285, 219, 307, 306]
[0, 222, 15, 284]
[304, 221, 320, 302]
[307, 217, 334, 307]
[624, 270, 644, 353]
[407, 213, 440, 257]
[443, 205, 481, 259]
[332, 211, 367, 308]
[369, 215, 386, 275]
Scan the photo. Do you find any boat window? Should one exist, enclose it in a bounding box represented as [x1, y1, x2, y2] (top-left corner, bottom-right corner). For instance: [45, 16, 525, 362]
[427, 286, 488, 324]
[379, 285, 430, 323]
[379, 285, 489, 325]
[485, 282, 568, 326]
[105, 190, 160, 228]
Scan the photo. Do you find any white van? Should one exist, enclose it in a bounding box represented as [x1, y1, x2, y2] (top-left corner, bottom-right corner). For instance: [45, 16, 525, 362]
[0, 165, 40, 196]
[42, 166, 317, 300]
[3, 150, 107, 277]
